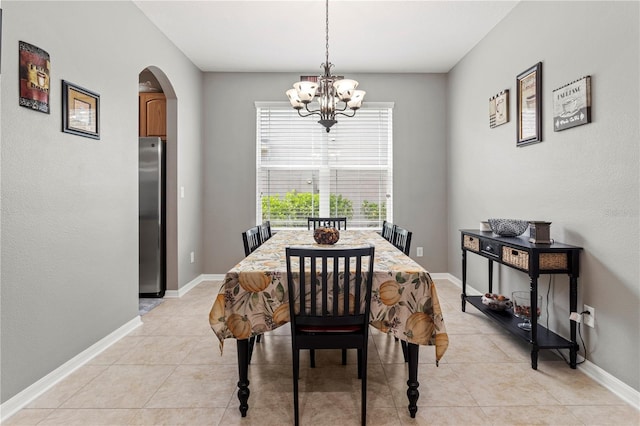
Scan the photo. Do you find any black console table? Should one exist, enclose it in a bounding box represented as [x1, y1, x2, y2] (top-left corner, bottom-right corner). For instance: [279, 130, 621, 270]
[460, 229, 582, 369]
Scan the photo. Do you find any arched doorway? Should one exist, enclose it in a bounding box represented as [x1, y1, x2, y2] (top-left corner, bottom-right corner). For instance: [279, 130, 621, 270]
[137, 67, 178, 300]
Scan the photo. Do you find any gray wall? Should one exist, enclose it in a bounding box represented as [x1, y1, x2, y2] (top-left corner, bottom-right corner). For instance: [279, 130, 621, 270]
[447, 1, 639, 391]
[0, 0, 204, 402]
[203, 73, 448, 274]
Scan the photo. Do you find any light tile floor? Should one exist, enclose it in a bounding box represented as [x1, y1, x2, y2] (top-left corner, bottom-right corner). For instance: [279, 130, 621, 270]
[5, 279, 639, 425]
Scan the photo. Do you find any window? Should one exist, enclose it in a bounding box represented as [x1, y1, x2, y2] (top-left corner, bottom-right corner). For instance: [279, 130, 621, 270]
[256, 102, 393, 229]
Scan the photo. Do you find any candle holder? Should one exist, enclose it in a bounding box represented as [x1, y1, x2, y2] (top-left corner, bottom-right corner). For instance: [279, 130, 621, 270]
[529, 221, 553, 244]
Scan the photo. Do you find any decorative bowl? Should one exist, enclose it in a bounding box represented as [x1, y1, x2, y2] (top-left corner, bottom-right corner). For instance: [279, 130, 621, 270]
[313, 227, 340, 245]
[487, 218, 529, 237]
[481, 293, 512, 311]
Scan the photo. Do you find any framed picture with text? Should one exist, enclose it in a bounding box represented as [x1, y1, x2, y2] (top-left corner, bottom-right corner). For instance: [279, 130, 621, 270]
[62, 80, 100, 139]
[553, 76, 591, 131]
[19, 41, 50, 113]
[516, 62, 542, 146]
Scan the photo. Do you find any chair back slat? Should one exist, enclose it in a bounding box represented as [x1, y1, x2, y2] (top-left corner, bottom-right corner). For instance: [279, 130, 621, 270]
[307, 217, 347, 230]
[354, 254, 362, 314]
[309, 256, 316, 316]
[241, 226, 263, 257]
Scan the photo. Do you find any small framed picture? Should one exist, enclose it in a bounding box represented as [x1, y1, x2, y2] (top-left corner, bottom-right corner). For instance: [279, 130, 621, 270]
[516, 62, 542, 146]
[489, 90, 509, 128]
[62, 80, 100, 139]
[19, 41, 51, 113]
[553, 76, 591, 131]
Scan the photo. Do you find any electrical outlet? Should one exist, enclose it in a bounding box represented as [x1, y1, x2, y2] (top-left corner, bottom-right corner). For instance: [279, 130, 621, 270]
[416, 247, 424, 257]
[190, 251, 195, 264]
[583, 304, 595, 328]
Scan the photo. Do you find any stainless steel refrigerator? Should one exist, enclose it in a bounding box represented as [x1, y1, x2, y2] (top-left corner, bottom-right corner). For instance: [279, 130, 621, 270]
[139, 137, 166, 297]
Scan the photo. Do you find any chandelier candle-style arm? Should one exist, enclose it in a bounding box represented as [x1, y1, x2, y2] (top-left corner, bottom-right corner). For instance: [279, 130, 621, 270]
[285, 0, 365, 132]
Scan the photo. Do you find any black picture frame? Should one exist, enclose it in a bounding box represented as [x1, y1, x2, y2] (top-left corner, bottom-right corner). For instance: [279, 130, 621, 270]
[516, 62, 542, 146]
[62, 80, 100, 139]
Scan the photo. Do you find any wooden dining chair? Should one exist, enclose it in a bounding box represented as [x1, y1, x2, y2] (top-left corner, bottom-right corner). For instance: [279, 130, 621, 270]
[381, 220, 395, 242]
[392, 226, 412, 256]
[307, 217, 347, 230]
[241, 225, 264, 354]
[242, 225, 263, 257]
[389, 223, 411, 356]
[285, 246, 375, 426]
[260, 220, 272, 242]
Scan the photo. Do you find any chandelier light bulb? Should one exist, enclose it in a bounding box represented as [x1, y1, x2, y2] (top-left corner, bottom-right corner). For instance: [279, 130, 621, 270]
[347, 90, 366, 110]
[333, 79, 358, 101]
[286, 88, 304, 109]
[293, 81, 319, 102]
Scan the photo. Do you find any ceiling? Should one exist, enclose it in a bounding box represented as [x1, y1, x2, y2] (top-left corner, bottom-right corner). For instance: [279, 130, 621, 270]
[133, 0, 519, 74]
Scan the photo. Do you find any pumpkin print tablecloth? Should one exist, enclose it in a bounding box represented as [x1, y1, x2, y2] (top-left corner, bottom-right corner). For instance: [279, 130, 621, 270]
[209, 230, 448, 363]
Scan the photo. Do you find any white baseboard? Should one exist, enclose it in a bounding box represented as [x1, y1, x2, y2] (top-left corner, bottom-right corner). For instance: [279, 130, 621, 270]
[578, 356, 640, 409]
[0, 316, 142, 423]
[441, 272, 639, 411]
[433, 272, 482, 295]
[427, 272, 451, 280]
[164, 273, 225, 298]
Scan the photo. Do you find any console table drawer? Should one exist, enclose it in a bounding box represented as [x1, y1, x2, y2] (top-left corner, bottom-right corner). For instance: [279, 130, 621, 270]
[463, 235, 480, 252]
[480, 239, 501, 258]
[502, 247, 529, 270]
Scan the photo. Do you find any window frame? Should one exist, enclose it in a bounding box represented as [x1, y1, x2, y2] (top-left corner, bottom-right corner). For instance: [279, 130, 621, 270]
[255, 101, 394, 230]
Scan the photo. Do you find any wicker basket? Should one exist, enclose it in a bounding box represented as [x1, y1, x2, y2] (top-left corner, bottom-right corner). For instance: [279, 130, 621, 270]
[463, 235, 479, 252]
[540, 253, 568, 270]
[502, 247, 529, 270]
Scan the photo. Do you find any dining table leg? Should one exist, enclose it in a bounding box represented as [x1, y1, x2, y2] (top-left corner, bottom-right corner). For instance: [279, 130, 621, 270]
[406, 342, 420, 418]
[236, 338, 250, 416]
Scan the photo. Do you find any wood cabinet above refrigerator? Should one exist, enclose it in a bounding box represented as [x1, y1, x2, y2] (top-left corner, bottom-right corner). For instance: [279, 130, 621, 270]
[139, 92, 166, 140]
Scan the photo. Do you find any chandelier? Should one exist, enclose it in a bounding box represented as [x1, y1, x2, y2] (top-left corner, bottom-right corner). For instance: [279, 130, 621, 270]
[286, 0, 365, 132]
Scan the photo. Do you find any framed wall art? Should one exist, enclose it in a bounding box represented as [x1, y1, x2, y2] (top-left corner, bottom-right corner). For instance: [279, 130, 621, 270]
[19, 41, 50, 113]
[62, 80, 100, 139]
[489, 90, 509, 128]
[516, 62, 542, 146]
[553, 76, 591, 131]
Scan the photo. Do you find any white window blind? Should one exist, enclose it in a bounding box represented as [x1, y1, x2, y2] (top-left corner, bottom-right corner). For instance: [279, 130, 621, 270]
[256, 102, 393, 229]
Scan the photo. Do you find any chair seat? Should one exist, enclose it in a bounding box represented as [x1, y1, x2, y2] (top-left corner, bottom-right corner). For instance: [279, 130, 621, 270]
[298, 325, 362, 333]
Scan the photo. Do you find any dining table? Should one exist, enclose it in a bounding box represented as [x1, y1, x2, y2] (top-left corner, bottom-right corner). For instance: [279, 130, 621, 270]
[209, 229, 448, 418]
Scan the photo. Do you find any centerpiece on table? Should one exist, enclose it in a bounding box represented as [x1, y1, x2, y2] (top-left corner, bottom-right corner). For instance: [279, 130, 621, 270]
[313, 227, 340, 245]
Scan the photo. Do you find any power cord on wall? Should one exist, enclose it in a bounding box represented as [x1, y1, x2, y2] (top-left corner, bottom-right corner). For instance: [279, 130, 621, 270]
[545, 275, 588, 366]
